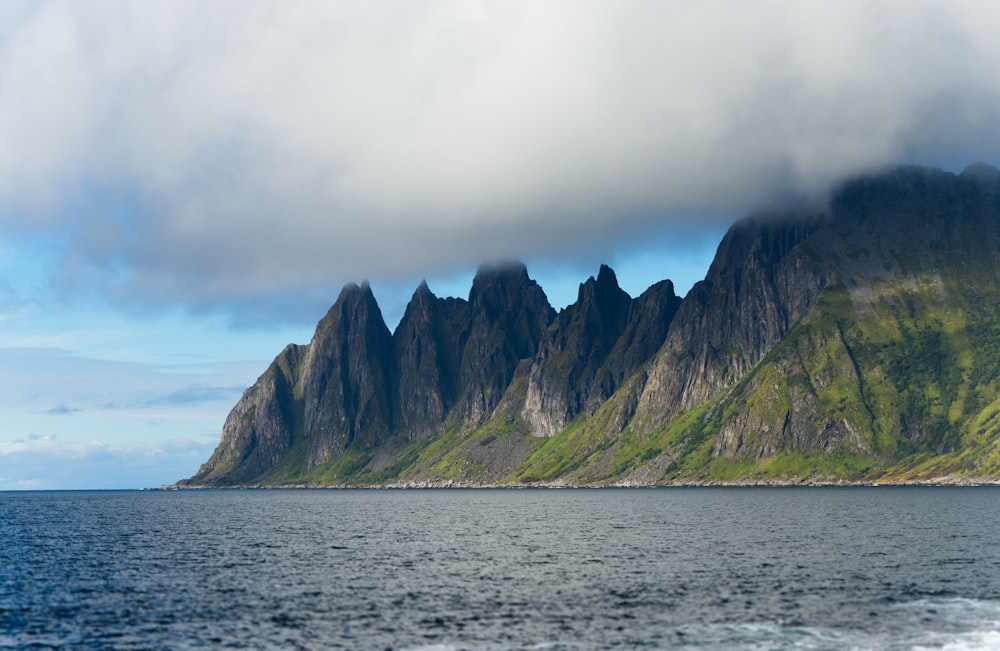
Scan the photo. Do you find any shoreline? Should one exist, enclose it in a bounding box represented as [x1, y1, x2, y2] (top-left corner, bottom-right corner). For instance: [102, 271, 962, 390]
[162, 475, 1000, 490]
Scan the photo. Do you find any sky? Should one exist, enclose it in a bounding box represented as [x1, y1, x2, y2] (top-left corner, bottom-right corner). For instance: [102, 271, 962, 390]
[2, 0, 1000, 489]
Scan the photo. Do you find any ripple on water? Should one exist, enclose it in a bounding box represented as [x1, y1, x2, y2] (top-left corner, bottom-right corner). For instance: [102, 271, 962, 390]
[2, 487, 1000, 650]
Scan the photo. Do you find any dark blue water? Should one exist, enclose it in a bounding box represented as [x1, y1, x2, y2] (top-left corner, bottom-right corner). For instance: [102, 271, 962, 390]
[2, 487, 999, 650]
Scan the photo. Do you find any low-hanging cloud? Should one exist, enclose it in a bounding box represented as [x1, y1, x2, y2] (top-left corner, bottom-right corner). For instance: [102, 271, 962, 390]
[1, 0, 999, 316]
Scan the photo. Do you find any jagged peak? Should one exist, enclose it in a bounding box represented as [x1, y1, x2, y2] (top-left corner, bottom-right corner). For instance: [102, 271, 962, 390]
[596, 263, 617, 286]
[471, 261, 530, 287]
[577, 264, 628, 304]
[412, 279, 435, 300]
[469, 261, 543, 306]
[397, 279, 438, 327]
[319, 280, 385, 328]
[638, 278, 677, 300]
[337, 280, 373, 298]
[327, 283, 364, 315]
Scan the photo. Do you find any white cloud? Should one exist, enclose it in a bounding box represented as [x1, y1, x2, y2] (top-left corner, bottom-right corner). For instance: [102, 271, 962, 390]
[0, 0, 999, 314]
[0, 434, 101, 458]
[0, 334, 285, 491]
[0, 347, 251, 445]
[0, 434, 216, 489]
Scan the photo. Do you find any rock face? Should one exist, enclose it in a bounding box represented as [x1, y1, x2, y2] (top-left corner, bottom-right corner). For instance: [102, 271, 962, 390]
[393, 281, 468, 439]
[455, 264, 555, 427]
[192, 343, 303, 485]
[632, 216, 830, 433]
[621, 163, 1000, 476]
[299, 282, 397, 468]
[186, 264, 555, 486]
[523, 266, 680, 436]
[183, 163, 1000, 487]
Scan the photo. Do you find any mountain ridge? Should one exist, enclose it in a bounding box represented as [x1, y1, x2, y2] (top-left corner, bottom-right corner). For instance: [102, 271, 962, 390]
[181, 163, 1000, 487]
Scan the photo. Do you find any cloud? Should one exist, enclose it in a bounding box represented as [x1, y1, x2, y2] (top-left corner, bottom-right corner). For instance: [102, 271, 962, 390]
[0, 434, 101, 458]
[1, 1, 999, 318]
[140, 383, 245, 408]
[45, 403, 82, 416]
[0, 434, 216, 489]
[0, 348, 256, 442]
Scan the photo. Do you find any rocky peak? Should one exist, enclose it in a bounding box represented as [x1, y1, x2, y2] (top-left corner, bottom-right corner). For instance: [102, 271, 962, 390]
[590, 263, 619, 297]
[465, 262, 554, 352]
[470, 263, 538, 316]
[523, 264, 677, 436]
[399, 280, 436, 322]
[312, 282, 380, 336]
[300, 279, 396, 466]
[576, 263, 631, 335]
[458, 263, 554, 426]
[601, 279, 681, 383]
[414, 278, 433, 298]
[394, 281, 470, 437]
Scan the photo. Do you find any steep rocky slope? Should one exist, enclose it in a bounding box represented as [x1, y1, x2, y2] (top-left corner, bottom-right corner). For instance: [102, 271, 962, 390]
[182, 163, 1000, 487]
[522, 265, 681, 436]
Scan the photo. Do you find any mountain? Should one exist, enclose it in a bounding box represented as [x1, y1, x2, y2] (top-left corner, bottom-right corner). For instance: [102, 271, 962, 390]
[181, 163, 1000, 487]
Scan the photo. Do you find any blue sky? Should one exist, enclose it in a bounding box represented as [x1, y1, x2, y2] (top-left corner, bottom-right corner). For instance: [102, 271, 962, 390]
[1, 1, 999, 489]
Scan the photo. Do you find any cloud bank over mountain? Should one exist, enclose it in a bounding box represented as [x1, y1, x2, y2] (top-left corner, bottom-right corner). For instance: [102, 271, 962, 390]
[1, 0, 999, 315]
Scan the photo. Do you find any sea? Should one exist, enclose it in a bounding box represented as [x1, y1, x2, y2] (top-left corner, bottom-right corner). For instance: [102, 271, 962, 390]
[2, 487, 999, 650]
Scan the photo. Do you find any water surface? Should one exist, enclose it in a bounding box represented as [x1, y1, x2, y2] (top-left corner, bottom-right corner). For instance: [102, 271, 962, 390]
[2, 487, 999, 649]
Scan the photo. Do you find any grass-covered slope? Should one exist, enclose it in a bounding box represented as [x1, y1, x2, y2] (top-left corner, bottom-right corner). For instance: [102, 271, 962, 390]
[632, 275, 1000, 484]
[484, 279, 1000, 486]
[503, 165, 1000, 485]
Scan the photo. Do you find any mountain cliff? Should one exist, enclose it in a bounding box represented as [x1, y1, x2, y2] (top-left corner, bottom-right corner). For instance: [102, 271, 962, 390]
[523, 267, 683, 437]
[182, 163, 1000, 487]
